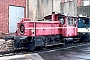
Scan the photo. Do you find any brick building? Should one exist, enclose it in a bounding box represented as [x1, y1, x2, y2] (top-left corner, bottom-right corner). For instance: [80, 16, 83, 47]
[0, 0, 26, 33]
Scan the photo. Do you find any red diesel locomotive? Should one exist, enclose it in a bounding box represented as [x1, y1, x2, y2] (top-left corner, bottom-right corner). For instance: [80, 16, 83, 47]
[5, 12, 78, 51]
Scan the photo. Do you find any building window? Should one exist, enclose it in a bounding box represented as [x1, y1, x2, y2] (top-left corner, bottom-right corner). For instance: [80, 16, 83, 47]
[83, 0, 90, 6]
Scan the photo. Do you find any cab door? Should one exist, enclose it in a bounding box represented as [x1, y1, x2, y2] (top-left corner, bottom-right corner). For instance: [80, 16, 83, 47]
[58, 16, 66, 36]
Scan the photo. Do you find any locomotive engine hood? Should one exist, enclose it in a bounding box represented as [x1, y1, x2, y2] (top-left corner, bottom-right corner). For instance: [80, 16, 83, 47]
[16, 18, 31, 36]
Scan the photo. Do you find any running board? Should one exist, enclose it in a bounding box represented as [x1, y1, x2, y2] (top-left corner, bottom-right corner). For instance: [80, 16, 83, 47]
[74, 38, 81, 40]
[46, 43, 65, 47]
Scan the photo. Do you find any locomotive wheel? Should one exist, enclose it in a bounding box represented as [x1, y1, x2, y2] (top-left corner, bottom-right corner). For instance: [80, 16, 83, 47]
[26, 42, 35, 51]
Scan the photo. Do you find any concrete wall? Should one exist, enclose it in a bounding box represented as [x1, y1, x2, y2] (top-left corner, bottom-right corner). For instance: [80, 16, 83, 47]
[37, 0, 53, 19]
[26, 0, 37, 20]
[53, 0, 61, 13]
[60, 1, 77, 16]
[26, 0, 53, 20]
[26, 0, 61, 20]
[26, 0, 78, 20]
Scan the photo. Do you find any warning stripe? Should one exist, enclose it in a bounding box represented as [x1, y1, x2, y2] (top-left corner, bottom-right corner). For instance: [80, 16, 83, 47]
[17, 27, 77, 30]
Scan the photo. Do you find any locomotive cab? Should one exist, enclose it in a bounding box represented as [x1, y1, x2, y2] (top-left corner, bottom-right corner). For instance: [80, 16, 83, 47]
[44, 12, 78, 42]
[60, 16, 78, 42]
[56, 13, 78, 38]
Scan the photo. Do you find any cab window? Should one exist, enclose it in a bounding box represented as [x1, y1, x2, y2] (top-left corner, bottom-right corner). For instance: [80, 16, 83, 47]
[83, 18, 89, 24]
[68, 18, 73, 25]
[74, 18, 77, 27]
[58, 16, 65, 24]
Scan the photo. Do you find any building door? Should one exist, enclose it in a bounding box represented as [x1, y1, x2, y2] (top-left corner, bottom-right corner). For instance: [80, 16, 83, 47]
[9, 6, 24, 33]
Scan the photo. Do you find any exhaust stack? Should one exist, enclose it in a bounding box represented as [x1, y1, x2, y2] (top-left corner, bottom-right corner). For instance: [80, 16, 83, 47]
[52, 12, 55, 21]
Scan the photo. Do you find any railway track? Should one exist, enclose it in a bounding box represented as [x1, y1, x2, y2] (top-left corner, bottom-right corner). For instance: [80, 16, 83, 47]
[0, 40, 90, 57]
